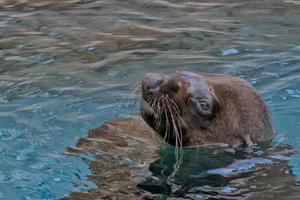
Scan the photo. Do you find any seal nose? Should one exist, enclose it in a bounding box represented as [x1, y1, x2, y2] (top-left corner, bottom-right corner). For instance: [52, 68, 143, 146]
[143, 73, 165, 94]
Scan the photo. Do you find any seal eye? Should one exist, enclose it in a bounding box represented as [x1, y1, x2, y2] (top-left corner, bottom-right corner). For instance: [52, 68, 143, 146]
[189, 97, 212, 116]
[199, 102, 210, 111]
[192, 99, 212, 116]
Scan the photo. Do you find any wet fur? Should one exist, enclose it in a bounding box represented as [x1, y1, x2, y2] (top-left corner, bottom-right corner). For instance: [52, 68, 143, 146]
[139, 71, 276, 147]
[203, 73, 275, 144]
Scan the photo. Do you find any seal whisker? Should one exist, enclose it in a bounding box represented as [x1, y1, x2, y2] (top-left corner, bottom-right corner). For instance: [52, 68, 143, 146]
[157, 95, 167, 129]
[129, 82, 141, 112]
[131, 82, 142, 102]
[168, 97, 181, 115]
[149, 95, 161, 132]
[169, 98, 195, 145]
[131, 81, 142, 93]
[155, 100, 163, 130]
[161, 103, 169, 149]
[149, 97, 161, 129]
[165, 97, 184, 180]
[164, 96, 178, 148]
[169, 96, 194, 144]
[165, 96, 182, 150]
[163, 97, 171, 146]
[170, 97, 204, 145]
[150, 96, 158, 108]
[131, 81, 142, 106]
[133, 93, 142, 107]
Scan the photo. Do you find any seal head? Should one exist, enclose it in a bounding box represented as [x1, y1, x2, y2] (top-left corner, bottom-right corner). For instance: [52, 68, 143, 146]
[140, 71, 275, 146]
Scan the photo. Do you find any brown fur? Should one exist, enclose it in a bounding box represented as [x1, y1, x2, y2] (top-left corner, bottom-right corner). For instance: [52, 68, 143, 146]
[141, 71, 276, 146]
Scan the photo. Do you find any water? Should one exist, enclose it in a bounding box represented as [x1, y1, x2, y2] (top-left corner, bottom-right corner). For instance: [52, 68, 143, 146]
[0, 0, 299, 199]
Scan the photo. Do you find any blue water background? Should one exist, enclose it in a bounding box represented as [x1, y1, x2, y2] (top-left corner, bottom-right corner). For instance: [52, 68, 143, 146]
[0, 0, 300, 199]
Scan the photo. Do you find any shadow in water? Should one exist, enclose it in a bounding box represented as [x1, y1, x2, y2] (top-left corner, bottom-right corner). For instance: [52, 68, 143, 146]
[63, 118, 299, 200]
[140, 144, 296, 199]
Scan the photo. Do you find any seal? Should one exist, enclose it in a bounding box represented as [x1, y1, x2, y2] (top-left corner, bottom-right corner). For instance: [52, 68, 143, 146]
[140, 71, 276, 147]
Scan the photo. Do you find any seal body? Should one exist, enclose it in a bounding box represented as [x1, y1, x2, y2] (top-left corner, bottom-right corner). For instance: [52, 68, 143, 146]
[140, 71, 276, 146]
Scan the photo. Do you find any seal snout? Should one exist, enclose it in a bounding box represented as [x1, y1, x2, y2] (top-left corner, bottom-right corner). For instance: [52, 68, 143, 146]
[142, 73, 166, 95]
[142, 73, 180, 97]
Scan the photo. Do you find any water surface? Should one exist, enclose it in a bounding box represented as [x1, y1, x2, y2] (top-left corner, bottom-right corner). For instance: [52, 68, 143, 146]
[0, 0, 300, 199]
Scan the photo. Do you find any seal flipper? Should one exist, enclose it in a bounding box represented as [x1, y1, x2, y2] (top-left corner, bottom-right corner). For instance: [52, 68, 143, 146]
[242, 134, 254, 147]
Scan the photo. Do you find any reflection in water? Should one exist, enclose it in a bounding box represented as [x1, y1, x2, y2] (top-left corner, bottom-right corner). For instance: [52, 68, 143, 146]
[65, 119, 161, 199]
[0, 0, 300, 199]
[64, 118, 297, 199]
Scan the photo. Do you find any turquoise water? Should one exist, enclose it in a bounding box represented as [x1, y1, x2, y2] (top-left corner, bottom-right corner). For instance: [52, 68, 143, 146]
[0, 0, 300, 199]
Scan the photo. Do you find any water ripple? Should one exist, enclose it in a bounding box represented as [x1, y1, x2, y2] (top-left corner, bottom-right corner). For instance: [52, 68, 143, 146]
[0, 0, 300, 199]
